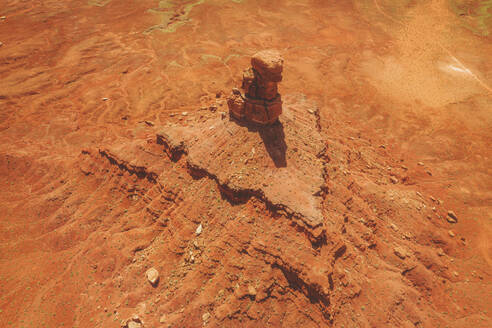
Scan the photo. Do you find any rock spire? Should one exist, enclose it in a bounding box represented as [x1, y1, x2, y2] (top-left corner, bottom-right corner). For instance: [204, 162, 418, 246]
[227, 50, 284, 125]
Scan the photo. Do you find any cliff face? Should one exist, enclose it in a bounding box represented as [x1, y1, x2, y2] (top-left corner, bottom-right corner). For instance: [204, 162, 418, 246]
[0, 0, 491, 327]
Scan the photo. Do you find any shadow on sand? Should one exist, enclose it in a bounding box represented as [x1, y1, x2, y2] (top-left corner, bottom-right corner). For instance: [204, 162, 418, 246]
[231, 116, 287, 168]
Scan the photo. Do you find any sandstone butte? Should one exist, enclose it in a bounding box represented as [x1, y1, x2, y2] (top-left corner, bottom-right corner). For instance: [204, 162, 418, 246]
[0, 1, 491, 328]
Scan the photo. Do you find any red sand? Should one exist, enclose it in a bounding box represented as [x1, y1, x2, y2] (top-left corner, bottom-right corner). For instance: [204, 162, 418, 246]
[0, 0, 491, 327]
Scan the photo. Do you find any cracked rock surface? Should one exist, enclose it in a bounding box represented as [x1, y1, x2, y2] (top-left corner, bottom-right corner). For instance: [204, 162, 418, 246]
[159, 94, 325, 238]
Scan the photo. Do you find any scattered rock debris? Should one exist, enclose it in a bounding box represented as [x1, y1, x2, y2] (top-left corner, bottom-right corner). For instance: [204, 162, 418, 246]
[202, 312, 211, 322]
[447, 210, 458, 223]
[248, 285, 257, 297]
[394, 246, 410, 259]
[122, 315, 143, 328]
[146, 267, 159, 286]
[127, 321, 142, 328]
[195, 223, 203, 235]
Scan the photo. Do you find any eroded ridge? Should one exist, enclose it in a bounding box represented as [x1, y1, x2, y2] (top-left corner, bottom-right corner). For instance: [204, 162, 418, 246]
[157, 94, 326, 242]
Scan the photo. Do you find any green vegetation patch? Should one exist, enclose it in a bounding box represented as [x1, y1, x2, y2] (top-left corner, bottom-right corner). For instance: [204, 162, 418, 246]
[88, 0, 112, 7]
[158, 0, 174, 9]
[145, 0, 205, 34]
[200, 54, 222, 63]
[449, 0, 492, 36]
[145, 0, 243, 34]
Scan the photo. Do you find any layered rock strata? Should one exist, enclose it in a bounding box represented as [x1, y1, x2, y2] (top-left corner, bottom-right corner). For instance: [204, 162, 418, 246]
[228, 50, 284, 125]
[158, 94, 325, 241]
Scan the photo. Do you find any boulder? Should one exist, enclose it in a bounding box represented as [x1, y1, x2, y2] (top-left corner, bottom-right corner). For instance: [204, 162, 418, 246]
[146, 267, 159, 286]
[251, 50, 284, 82]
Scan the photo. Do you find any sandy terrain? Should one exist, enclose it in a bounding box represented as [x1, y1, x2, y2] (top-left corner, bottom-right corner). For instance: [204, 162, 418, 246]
[0, 0, 491, 327]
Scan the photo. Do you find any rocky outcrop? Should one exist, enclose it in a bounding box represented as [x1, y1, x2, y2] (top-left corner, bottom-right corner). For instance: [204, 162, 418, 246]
[158, 94, 326, 243]
[227, 50, 284, 125]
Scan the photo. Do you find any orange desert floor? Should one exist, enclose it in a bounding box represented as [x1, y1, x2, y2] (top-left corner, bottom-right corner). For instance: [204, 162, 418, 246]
[0, 0, 491, 327]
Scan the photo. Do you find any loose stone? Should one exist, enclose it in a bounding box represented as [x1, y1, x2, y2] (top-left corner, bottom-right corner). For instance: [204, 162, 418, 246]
[146, 267, 159, 286]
